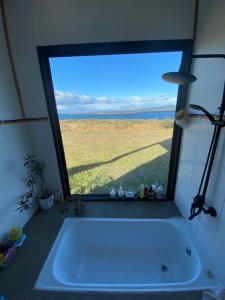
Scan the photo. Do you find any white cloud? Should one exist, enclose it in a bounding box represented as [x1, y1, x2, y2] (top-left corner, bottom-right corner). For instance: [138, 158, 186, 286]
[54, 90, 176, 113]
[55, 90, 93, 105]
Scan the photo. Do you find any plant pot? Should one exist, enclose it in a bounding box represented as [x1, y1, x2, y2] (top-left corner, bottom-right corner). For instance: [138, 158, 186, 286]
[38, 194, 54, 210]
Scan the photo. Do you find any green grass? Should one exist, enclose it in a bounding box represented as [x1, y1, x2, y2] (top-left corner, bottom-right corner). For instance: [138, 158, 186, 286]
[60, 119, 173, 194]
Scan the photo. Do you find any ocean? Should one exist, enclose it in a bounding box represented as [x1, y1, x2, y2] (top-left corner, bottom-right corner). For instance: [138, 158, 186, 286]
[58, 111, 175, 120]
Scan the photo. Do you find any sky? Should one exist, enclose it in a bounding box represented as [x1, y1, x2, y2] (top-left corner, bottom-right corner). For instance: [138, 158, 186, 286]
[50, 52, 182, 113]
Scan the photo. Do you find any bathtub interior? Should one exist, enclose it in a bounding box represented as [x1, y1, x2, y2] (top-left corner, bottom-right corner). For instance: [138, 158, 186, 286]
[53, 220, 201, 285]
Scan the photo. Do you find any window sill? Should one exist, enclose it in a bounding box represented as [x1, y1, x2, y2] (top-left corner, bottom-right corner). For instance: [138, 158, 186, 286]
[68, 194, 170, 201]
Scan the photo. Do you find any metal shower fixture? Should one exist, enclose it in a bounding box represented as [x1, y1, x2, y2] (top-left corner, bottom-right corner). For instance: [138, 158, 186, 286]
[162, 54, 225, 85]
[162, 72, 197, 85]
[162, 54, 225, 220]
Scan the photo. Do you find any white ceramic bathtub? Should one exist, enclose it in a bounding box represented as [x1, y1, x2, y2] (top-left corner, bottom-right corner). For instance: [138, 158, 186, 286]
[35, 218, 221, 292]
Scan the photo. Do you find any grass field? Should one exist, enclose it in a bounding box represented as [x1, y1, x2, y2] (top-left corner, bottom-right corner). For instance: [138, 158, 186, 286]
[60, 119, 173, 195]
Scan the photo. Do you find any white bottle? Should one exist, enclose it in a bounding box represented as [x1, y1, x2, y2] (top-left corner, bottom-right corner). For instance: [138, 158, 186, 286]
[118, 185, 124, 197]
[156, 185, 163, 199]
[110, 188, 116, 198]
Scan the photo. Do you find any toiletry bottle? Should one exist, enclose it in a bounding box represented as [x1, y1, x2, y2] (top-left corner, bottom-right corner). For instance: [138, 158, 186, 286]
[140, 184, 144, 198]
[156, 185, 163, 199]
[151, 184, 156, 192]
[149, 186, 155, 200]
[110, 187, 116, 198]
[144, 186, 149, 198]
[118, 185, 124, 198]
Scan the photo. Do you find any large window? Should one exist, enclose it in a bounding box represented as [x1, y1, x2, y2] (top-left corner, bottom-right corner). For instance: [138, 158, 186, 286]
[38, 41, 192, 200]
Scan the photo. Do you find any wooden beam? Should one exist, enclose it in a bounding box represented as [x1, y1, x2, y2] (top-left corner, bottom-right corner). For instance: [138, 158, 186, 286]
[0, 0, 26, 118]
[193, 0, 199, 41]
[0, 117, 48, 125]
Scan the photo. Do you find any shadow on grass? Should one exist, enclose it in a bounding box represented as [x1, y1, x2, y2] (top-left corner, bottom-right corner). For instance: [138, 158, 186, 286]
[90, 138, 172, 193]
[68, 137, 172, 193]
[68, 139, 171, 177]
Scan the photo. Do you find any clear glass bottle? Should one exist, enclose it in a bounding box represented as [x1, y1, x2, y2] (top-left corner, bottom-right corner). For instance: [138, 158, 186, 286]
[156, 184, 163, 199]
[118, 185, 124, 197]
[110, 187, 116, 198]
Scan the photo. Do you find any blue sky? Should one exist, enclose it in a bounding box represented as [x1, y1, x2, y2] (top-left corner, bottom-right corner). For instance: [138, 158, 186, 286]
[50, 52, 181, 113]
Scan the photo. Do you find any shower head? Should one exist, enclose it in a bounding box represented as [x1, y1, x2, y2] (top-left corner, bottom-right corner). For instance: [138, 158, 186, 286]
[162, 72, 197, 85]
[189, 104, 203, 111]
[189, 104, 215, 122]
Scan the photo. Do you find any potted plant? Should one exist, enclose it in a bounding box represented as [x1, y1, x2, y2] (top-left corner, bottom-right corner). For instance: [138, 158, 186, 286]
[17, 154, 54, 211]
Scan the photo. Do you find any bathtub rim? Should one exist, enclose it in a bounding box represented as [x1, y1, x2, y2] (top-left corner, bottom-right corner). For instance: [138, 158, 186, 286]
[35, 217, 222, 293]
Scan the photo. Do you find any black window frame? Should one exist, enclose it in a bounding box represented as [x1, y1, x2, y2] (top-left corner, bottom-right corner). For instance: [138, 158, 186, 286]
[37, 40, 193, 201]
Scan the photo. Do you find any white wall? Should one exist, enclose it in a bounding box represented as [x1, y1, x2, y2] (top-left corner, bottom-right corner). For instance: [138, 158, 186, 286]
[5, 0, 195, 116]
[3, 0, 196, 197]
[0, 19, 36, 242]
[175, 0, 225, 275]
[0, 19, 21, 120]
[1, 0, 197, 240]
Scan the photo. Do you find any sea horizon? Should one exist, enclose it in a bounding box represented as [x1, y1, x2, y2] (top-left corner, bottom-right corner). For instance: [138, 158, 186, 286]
[58, 110, 175, 120]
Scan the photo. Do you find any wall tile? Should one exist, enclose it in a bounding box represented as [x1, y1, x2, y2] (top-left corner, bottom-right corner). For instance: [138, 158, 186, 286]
[175, 0, 225, 273]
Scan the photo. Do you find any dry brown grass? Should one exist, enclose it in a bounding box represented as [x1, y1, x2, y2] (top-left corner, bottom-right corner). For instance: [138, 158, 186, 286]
[60, 119, 173, 131]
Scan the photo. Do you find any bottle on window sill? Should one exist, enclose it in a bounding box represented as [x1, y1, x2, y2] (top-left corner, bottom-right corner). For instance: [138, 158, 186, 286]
[110, 187, 116, 198]
[140, 184, 145, 198]
[118, 185, 124, 198]
[144, 186, 149, 198]
[148, 186, 156, 200]
[156, 184, 163, 200]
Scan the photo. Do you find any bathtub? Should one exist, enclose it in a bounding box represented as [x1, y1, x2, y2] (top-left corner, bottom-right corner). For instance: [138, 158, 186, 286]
[35, 218, 220, 292]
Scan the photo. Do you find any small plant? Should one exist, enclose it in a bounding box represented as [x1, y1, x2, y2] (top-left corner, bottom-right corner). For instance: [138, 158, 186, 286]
[16, 191, 33, 212]
[24, 154, 45, 195]
[17, 154, 47, 212]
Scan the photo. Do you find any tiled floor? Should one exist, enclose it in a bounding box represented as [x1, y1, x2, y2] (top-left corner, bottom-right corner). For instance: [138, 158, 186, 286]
[0, 201, 202, 300]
